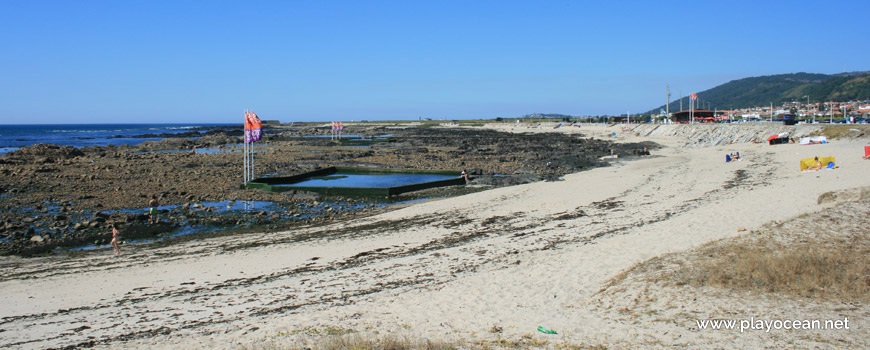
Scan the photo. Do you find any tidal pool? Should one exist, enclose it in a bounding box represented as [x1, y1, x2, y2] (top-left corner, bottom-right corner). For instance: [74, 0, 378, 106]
[275, 173, 457, 188]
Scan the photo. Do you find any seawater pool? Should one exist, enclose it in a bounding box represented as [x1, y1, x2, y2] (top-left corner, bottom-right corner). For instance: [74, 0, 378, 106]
[51, 199, 385, 253]
[275, 173, 457, 188]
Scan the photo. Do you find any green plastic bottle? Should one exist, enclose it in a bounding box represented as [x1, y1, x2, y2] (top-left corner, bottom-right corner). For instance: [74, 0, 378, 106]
[537, 326, 557, 334]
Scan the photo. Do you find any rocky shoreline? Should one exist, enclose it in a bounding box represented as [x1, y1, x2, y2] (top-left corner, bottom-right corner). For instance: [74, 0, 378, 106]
[3, 123, 868, 349]
[0, 123, 656, 256]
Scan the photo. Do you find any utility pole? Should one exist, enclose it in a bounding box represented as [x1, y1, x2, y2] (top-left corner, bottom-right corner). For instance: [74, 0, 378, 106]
[807, 95, 813, 123]
[666, 83, 670, 119]
[680, 90, 683, 112]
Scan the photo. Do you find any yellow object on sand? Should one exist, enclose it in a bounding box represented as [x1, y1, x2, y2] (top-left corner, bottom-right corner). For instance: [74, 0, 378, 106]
[800, 156, 835, 171]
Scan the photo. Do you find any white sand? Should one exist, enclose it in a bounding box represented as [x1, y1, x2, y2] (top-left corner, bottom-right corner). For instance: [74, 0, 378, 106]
[1, 123, 868, 349]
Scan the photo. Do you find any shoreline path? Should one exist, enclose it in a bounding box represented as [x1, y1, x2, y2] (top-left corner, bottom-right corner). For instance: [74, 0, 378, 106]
[1, 124, 868, 349]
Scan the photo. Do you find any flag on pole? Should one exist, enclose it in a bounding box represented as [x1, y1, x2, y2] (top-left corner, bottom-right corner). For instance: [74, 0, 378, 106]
[338, 121, 343, 131]
[690, 93, 698, 101]
[250, 112, 262, 142]
[244, 111, 253, 144]
[244, 111, 263, 143]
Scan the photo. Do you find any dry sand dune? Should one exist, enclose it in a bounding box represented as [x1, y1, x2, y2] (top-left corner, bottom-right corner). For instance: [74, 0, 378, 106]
[1, 123, 868, 349]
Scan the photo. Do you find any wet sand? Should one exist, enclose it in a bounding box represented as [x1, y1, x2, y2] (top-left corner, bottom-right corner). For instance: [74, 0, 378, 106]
[1, 123, 869, 349]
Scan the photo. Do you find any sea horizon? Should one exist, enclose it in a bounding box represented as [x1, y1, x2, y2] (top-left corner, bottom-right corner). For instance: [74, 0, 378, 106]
[0, 123, 239, 154]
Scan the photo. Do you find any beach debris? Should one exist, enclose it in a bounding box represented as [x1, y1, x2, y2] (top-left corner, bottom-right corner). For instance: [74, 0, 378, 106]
[537, 326, 557, 334]
[71, 325, 91, 332]
[737, 227, 747, 232]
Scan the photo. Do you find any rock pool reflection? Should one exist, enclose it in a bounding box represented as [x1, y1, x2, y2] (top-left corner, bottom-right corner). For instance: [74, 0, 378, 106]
[275, 173, 456, 188]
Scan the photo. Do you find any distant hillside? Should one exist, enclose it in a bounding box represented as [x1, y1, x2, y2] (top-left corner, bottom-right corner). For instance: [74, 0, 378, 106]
[650, 72, 870, 114]
[521, 113, 577, 119]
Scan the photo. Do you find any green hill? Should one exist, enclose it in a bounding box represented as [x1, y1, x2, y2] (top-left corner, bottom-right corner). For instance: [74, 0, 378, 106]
[650, 72, 870, 114]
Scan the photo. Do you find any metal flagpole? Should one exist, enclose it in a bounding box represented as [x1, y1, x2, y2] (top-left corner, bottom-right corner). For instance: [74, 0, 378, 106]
[249, 110, 254, 181]
[247, 112, 251, 182]
[243, 110, 248, 184]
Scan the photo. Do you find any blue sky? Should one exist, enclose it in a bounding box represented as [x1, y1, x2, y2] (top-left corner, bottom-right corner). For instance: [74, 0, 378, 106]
[1, 0, 868, 124]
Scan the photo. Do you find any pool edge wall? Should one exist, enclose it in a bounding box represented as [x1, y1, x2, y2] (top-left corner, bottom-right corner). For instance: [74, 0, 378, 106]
[244, 167, 465, 197]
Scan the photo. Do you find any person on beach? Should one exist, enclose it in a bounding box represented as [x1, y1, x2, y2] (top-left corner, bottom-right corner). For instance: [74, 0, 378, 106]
[808, 156, 823, 171]
[108, 223, 120, 255]
[148, 197, 159, 224]
[460, 169, 469, 183]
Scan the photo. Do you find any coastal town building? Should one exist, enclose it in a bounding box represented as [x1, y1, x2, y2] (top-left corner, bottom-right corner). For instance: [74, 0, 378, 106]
[656, 99, 869, 123]
[670, 109, 716, 123]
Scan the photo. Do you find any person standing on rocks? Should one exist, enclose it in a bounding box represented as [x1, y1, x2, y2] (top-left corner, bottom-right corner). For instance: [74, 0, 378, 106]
[109, 223, 121, 255]
[148, 197, 160, 224]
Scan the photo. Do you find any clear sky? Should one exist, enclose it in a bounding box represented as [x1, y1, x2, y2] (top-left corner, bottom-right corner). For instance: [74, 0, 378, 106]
[2, 0, 868, 124]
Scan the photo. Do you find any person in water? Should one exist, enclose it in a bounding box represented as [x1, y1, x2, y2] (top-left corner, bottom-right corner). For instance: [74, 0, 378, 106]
[109, 223, 121, 255]
[148, 197, 160, 224]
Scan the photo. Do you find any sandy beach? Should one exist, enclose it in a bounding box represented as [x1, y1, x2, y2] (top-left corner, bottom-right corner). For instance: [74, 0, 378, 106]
[1, 123, 869, 349]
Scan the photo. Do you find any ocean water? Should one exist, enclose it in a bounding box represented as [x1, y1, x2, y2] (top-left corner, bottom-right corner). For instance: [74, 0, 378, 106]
[0, 123, 238, 154]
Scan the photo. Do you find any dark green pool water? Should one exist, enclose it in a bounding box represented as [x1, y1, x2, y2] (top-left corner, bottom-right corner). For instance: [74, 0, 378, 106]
[275, 173, 456, 188]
